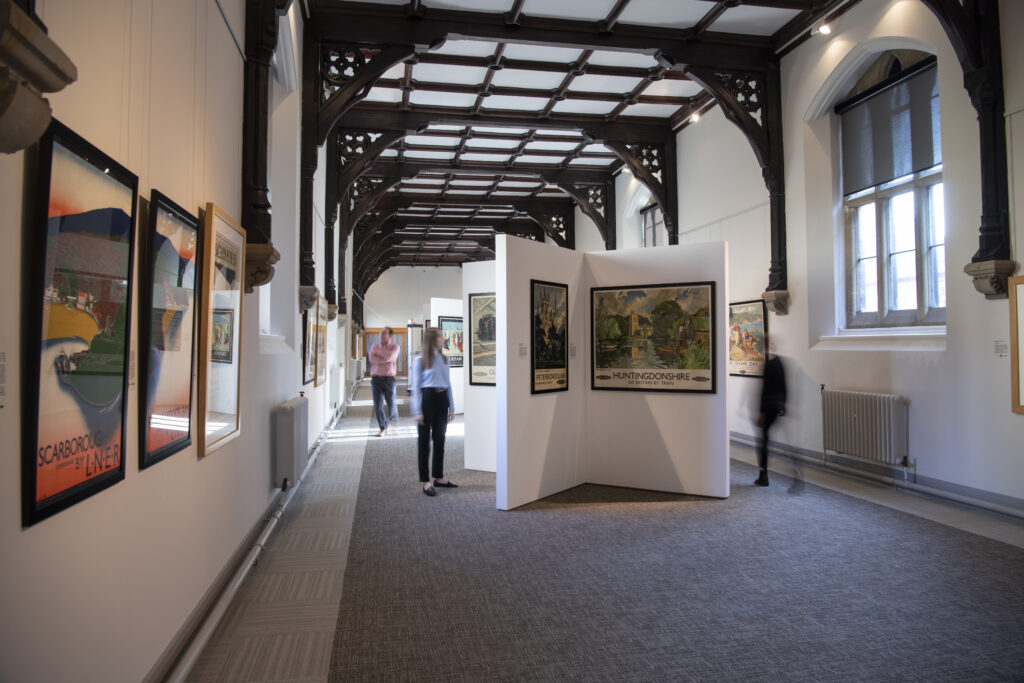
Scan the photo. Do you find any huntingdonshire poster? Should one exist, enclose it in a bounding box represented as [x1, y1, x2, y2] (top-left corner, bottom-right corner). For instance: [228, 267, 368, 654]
[591, 282, 716, 393]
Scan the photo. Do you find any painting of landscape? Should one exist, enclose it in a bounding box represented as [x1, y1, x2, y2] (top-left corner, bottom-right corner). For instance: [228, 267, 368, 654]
[591, 282, 715, 393]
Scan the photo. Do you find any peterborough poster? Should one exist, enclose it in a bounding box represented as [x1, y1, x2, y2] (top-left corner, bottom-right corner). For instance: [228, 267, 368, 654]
[591, 282, 715, 393]
[531, 280, 568, 393]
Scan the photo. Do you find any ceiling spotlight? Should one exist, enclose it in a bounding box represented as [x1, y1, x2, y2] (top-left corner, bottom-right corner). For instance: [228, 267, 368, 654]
[690, 113, 700, 123]
[814, 21, 832, 36]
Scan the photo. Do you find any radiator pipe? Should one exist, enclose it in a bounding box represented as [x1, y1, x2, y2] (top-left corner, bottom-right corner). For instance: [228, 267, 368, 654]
[163, 409, 339, 682]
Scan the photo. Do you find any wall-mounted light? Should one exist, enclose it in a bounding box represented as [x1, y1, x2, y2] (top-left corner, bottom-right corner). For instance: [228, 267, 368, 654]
[690, 112, 700, 123]
[811, 20, 832, 36]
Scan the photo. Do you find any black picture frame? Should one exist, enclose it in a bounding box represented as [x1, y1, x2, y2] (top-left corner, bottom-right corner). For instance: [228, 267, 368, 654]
[139, 190, 200, 470]
[591, 281, 716, 393]
[302, 305, 316, 385]
[22, 119, 138, 526]
[468, 292, 496, 386]
[530, 279, 568, 394]
[728, 299, 767, 378]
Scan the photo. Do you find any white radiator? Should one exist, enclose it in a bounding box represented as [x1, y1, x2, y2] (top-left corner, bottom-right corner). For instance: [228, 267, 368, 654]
[272, 396, 308, 489]
[821, 388, 909, 466]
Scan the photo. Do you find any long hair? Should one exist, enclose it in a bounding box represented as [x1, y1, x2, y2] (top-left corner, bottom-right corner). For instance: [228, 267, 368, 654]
[422, 328, 443, 370]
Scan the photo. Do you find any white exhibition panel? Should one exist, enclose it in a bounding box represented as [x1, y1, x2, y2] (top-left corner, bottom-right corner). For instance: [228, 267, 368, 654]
[429, 296, 464, 414]
[584, 242, 730, 498]
[497, 235, 587, 510]
[462, 261, 497, 472]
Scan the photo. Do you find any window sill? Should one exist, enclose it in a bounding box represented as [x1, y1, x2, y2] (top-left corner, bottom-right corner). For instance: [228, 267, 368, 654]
[814, 326, 946, 351]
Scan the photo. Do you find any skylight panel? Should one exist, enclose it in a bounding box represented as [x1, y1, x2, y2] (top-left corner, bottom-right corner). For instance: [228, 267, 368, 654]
[619, 103, 682, 118]
[410, 90, 478, 107]
[491, 69, 565, 90]
[572, 73, 645, 93]
[502, 44, 582, 65]
[413, 63, 489, 85]
[363, 87, 402, 103]
[551, 99, 617, 115]
[482, 95, 549, 112]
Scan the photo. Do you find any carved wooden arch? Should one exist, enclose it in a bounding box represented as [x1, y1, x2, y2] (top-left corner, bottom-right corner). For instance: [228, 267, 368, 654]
[559, 180, 616, 250]
[300, 41, 416, 290]
[917, 0, 1011, 292]
[685, 63, 788, 297]
[316, 44, 417, 144]
[601, 142, 674, 246]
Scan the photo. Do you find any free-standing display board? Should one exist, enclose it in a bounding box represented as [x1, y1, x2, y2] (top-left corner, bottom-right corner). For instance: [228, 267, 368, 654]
[196, 203, 245, 457]
[496, 235, 729, 510]
[139, 190, 200, 469]
[21, 119, 138, 525]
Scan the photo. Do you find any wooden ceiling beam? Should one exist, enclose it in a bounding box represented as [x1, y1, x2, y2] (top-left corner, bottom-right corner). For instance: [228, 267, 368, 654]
[310, 5, 774, 71]
[340, 106, 672, 143]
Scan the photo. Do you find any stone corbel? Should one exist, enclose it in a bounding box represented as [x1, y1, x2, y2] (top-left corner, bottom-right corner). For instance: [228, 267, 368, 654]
[299, 284, 319, 313]
[0, 0, 77, 153]
[245, 242, 280, 292]
[761, 289, 790, 315]
[327, 303, 338, 322]
[963, 259, 1016, 299]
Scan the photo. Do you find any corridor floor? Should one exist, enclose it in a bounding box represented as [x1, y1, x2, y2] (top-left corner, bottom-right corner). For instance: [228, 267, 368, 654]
[185, 379, 1024, 682]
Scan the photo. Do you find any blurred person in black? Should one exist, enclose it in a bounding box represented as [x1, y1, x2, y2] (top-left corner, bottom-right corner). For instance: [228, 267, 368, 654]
[755, 353, 801, 491]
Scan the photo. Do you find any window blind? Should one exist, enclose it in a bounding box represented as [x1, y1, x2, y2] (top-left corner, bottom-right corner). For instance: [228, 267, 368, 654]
[837, 59, 940, 196]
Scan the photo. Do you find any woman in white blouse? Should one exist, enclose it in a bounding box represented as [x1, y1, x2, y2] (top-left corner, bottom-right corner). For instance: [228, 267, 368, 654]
[410, 328, 457, 496]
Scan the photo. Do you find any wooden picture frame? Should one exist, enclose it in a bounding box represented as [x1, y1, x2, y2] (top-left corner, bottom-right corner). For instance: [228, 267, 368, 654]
[468, 292, 496, 386]
[728, 299, 767, 378]
[314, 295, 328, 387]
[139, 190, 200, 470]
[591, 282, 716, 393]
[1010, 275, 1024, 414]
[302, 305, 317, 385]
[437, 315, 464, 368]
[21, 119, 138, 525]
[196, 203, 245, 457]
[531, 279, 568, 394]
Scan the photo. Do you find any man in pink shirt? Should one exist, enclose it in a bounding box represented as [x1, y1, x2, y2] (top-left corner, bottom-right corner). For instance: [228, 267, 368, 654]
[369, 326, 400, 436]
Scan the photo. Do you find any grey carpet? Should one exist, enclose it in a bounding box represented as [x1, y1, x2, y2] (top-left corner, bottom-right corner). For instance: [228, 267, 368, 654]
[330, 412, 1024, 681]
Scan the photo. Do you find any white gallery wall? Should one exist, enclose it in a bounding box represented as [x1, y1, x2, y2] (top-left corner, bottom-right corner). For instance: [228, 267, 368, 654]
[495, 235, 730, 510]
[0, 2, 324, 681]
[462, 261, 497, 472]
[677, 0, 1024, 512]
[363, 266, 463, 329]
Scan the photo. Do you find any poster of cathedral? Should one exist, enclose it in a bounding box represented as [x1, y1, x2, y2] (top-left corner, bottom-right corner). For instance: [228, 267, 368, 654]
[531, 279, 568, 394]
[591, 282, 716, 393]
